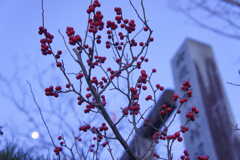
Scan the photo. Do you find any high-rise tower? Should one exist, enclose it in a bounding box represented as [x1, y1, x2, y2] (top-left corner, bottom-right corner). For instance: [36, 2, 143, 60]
[171, 38, 240, 160]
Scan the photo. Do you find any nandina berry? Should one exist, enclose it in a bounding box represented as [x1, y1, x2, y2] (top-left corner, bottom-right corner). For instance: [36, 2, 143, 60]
[139, 42, 144, 46]
[144, 26, 149, 31]
[53, 93, 59, 98]
[187, 90, 192, 97]
[181, 126, 189, 133]
[117, 46, 122, 50]
[158, 85, 164, 90]
[96, 39, 101, 44]
[192, 106, 199, 114]
[57, 50, 62, 55]
[54, 146, 62, 155]
[114, 7, 122, 15]
[186, 112, 195, 121]
[66, 83, 71, 88]
[172, 93, 179, 101]
[102, 141, 109, 147]
[179, 98, 188, 104]
[149, 37, 154, 42]
[66, 26, 75, 37]
[152, 68, 157, 73]
[56, 62, 62, 67]
[79, 125, 91, 132]
[55, 54, 60, 59]
[177, 137, 183, 142]
[123, 19, 129, 24]
[197, 156, 209, 160]
[57, 136, 63, 140]
[86, 93, 92, 98]
[38, 26, 46, 35]
[122, 107, 129, 115]
[142, 86, 147, 90]
[55, 86, 62, 91]
[76, 73, 84, 79]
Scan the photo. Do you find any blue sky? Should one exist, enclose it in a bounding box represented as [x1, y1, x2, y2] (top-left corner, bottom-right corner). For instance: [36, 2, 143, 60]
[0, 0, 240, 159]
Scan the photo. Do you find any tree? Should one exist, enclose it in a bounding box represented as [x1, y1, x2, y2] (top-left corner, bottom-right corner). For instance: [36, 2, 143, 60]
[170, 0, 240, 40]
[32, 0, 207, 159]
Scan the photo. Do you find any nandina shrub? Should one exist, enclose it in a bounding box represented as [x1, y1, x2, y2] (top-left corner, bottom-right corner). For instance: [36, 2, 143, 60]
[36, 0, 208, 159]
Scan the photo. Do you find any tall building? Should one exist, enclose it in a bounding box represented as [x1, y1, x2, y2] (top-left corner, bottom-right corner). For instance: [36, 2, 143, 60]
[171, 38, 240, 160]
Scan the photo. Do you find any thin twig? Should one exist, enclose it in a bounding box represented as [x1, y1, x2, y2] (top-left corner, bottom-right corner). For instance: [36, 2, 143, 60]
[41, 0, 45, 27]
[27, 81, 56, 147]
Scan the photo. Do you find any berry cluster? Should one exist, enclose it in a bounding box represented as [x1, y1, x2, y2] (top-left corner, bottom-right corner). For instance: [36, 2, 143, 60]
[79, 125, 91, 132]
[44, 86, 62, 97]
[185, 106, 199, 121]
[53, 146, 62, 155]
[159, 104, 174, 116]
[38, 26, 54, 55]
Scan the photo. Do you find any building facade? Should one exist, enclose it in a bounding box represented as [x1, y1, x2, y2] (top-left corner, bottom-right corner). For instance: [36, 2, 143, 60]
[171, 38, 240, 160]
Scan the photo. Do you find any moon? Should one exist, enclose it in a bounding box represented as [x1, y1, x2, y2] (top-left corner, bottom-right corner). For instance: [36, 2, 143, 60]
[31, 131, 39, 139]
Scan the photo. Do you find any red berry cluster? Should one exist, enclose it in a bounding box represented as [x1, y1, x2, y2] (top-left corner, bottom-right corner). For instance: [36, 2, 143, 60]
[185, 106, 199, 121]
[88, 11, 104, 33]
[145, 95, 152, 101]
[76, 73, 84, 79]
[107, 68, 121, 80]
[55, 50, 62, 60]
[99, 123, 108, 131]
[181, 81, 191, 91]
[66, 27, 82, 45]
[84, 104, 95, 113]
[138, 70, 148, 84]
[152, 130, 183, 144]
[38, 26, 54, 55]
[53, 146, 62, 155]
[83, 95, 106, 113]
[165, 131, 183, 142]
[130, 87, 139, 101]
[179, 98, 188, 104]
[86, 0, 101, 14]
[91, 128, 104, 143]
[88, 144, 95, 152]
[128, 103, 140, 115]
[130, 39, 138, 47]
[101, 141, 109, 147]
[122, 102, 141, 116]
[44, 86, 62, 97]
[180, 150, 190, 160]
[57, 136, 65, 146]
[156, 84, 164, 91]
[79, 124, 91, 132]
[93, 56, 107, 65]
[159, 104, 174, 116]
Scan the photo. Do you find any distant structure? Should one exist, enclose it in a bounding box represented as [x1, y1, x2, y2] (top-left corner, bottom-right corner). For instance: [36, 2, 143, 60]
[171, 38, 240, 160]
[120, 90, 176, 160]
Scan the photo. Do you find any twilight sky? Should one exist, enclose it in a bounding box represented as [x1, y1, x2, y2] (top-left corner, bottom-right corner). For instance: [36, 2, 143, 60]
[0, 0, 240, 159]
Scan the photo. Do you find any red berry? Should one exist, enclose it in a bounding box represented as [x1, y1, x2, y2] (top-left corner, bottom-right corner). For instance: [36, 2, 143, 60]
[55, 86, 62, 91]
[76, 73, 84, 79]
[56, 62, 62, 67]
